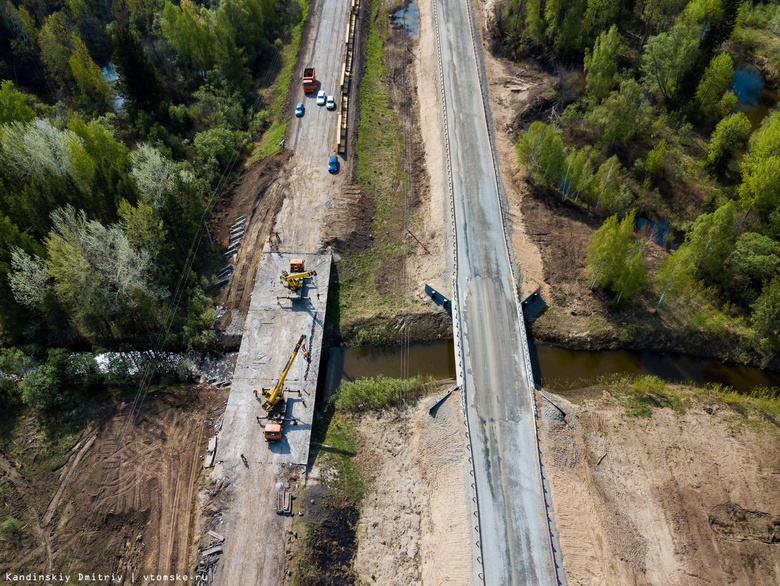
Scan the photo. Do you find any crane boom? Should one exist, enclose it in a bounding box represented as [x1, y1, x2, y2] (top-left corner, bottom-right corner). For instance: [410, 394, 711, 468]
[262, 335, 306, 412]
[280, 270, 317, 291]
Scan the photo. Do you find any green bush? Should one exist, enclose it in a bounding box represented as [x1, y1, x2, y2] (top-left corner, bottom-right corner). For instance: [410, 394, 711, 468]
[19, 349, 101, 411]
[1, 516, 19, 535]
[332, 374, 434, 411]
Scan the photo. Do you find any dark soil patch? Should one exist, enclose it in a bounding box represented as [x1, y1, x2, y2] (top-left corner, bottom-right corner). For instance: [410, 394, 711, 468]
[297, 494, 360, 585]
[521, 185, 603, 315]
[322, 185, 376, 256]
[709, 502, 780, 544]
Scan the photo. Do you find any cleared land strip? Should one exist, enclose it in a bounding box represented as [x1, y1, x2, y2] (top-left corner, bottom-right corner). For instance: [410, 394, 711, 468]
[432, 0, 561, 583]
[211, 252, 331, 585]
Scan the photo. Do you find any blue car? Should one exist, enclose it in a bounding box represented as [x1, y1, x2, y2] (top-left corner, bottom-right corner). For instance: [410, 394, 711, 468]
[328, 155, 340, 174]
[295, 102, 304, 117]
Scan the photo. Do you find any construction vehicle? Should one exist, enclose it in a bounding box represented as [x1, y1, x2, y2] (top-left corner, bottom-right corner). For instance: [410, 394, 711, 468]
[303, 67, 316, 93]
[280, 258, 316, 292]
[260, 334, 306, 441]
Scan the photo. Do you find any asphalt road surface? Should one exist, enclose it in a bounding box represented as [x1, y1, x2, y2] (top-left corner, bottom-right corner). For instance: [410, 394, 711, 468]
[433, 0, 559, 582]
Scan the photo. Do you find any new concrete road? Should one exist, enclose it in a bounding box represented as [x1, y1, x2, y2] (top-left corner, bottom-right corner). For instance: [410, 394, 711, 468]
[432, 0, 560, 583]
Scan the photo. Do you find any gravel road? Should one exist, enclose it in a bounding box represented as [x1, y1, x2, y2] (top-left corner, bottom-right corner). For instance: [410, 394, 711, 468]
[433, 0, 558, 582]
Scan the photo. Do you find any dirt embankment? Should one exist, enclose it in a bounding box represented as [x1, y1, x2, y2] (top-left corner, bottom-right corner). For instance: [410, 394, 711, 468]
[540, 387, 780, 585]
[0, 386, 227, 583]
[352, 389, 471, 585]
[320, 382, 780, 585]
[209, 150, 291, 347]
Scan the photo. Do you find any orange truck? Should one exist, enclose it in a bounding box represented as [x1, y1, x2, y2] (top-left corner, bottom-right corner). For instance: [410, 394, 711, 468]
[303, 67, 316, 93]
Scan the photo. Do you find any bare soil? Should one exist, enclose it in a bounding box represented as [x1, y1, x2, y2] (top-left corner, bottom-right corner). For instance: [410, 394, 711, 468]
[539, 387, 780, 585]
[208, 150, 292, 347]
[352, 388, 471, 585]
[334, 380, 780, 586]
[0, 386, 227, 583]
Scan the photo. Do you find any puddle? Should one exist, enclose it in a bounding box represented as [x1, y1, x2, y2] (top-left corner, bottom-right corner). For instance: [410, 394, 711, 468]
[393, 1, 419, 37]
[636, 217, 678, 250]
[731, 64, 779, 131]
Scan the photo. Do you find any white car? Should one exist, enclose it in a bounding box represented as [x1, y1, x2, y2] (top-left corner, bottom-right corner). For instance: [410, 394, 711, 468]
[316, 90, 326, 106]
[326, 95, 336, 110]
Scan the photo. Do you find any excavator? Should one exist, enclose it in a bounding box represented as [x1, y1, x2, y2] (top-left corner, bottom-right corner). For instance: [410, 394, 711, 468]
[260, 334, 306, 441]
[280, 258, 316, 292]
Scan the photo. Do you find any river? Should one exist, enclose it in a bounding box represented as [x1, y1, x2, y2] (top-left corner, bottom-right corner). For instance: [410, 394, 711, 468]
[325, 340, 780, 396]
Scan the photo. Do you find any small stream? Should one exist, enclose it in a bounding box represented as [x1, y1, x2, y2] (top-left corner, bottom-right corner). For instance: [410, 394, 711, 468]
[325, 341, 780, 396]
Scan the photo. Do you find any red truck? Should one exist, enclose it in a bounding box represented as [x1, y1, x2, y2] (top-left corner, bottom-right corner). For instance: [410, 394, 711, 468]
[303, 67, 316, 93]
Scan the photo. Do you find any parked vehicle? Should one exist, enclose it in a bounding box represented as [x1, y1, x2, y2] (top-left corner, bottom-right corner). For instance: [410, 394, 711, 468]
[303, 67, 316, 93]
[295, 102, 304, 117]
[328, 155, 340, 174]
[326, 95, 336, 110]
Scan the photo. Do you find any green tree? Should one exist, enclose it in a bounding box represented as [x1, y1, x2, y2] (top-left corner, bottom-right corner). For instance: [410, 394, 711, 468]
[582, 0, 620, 46]
[584, 25, 621, 102]
[656, 201, 738, 307]
[0, 120, 95, 193]
[68, 34, 114, 115]
[111, 26, 167, 115]
[559, 149, 594, 201]
[723, 232, 780, 297]
[38, 12, 74, 88]
[193, 125, 246, 171]
[516, 121, 565, 186]
[739, 111, 780, 215]
[221, 0, 278, 67]
[588, 79, 648, 145]
[752, 276, 780, 340]
[0, 81, 35, 125]
[589, 155, 624, 213]
[20, 348, 70, 411]
[706, 112, 751, 170]
[130, 144, 177, 211]
[586, 209, 647, 301]
[10, 206, 166, 342]
[1, 516, 19, 535]
[644, 139, 666, 180]
[642, 22, 699, 102]
[118, 199, 166, 260]
[695, 52, 734, 118]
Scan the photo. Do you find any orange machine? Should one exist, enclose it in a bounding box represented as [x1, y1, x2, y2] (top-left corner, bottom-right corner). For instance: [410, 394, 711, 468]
[303, 68, 316, 93]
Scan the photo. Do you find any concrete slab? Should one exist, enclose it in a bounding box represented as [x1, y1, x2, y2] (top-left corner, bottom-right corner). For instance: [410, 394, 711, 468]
[210, 252, 331, 586]
[229, 251, 330, 465]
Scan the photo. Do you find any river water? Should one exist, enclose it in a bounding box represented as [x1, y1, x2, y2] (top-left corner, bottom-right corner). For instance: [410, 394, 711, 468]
[325, 341, 780, 395]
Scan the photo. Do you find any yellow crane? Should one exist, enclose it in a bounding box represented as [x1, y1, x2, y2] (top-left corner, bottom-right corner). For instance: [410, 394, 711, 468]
[280, 259, 316, 292]
[261, 334, 306, 413]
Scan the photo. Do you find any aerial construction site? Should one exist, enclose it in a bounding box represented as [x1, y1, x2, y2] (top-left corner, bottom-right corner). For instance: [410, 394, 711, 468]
[1, 0, 780, 584]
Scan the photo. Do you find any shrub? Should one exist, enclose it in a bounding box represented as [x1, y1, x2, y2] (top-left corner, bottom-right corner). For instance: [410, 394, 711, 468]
[1, 516, 19, 535]
[332, 374, 435, 411]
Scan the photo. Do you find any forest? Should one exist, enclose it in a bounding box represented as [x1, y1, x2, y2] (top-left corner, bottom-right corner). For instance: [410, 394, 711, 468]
[0, 0, 300, 409]
[495, 0, 780, 352]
